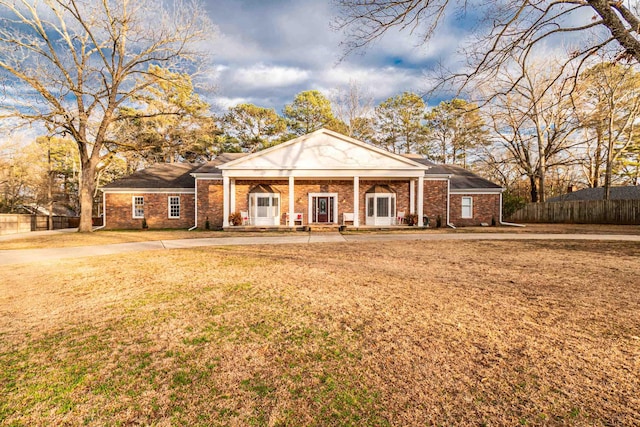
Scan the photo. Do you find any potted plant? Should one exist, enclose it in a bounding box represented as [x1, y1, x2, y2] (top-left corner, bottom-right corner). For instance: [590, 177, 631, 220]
[405, 213, 419, 226]
[228, 212, 242, 226]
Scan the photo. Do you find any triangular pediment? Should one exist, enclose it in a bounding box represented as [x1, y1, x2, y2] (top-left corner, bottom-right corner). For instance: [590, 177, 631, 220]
[218, 129, 428, 173]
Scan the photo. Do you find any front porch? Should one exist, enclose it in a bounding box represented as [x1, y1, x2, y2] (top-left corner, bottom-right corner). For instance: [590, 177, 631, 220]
[221, 177, 427, 228]
[209, 128, 433, 230]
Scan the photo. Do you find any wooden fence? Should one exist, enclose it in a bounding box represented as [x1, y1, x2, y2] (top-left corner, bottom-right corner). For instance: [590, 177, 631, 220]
[507, 200, 640, 224]
[0, 214, 76, 236]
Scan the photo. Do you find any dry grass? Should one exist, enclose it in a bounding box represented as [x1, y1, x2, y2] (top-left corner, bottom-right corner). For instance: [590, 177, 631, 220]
[344, 223, 640, 235]
[1, 240, 639, 426]
[0, 230, 294, 250]
[1, 223, 639, 251]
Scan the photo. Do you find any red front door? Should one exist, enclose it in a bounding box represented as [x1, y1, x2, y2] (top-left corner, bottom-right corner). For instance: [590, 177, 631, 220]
[316, 197, 329, 223]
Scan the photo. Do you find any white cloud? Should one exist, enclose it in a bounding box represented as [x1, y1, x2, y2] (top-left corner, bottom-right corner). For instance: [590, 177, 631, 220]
[232, 64, 311, 89]
[319, 65, 425, 101]
[212, 96, 251, 111]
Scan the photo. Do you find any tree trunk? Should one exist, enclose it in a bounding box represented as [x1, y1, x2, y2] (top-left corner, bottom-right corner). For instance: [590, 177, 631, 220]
[604, 111, 615, 200]
[529, 175, 538, 202]
[538, 164, 546, 202]
[47, 140, 53, 230]
[48, 172, 54, 230]
[593, 125, 603, 187]
[78, 160, 97, 232]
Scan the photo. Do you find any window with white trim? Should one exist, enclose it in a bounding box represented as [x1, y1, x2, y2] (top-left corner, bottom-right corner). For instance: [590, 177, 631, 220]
[461, 196, 473, 218]
[168, 196, 180, 218]
[248, 193, 280, 226]
[133, 196, 144, 218]
[365, 193, 396, 226]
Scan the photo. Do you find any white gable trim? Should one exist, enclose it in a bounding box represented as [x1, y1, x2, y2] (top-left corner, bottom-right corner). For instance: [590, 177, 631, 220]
[191, 174, 222, 180]
[217, 128, 430, 172]
[221, 169, 425, 179]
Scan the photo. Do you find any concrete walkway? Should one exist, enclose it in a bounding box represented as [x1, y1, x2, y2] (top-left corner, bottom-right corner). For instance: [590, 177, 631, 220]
[1, 232, 639, 266]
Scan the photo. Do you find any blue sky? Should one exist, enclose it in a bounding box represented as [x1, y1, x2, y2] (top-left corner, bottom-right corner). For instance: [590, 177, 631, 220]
[201, 0, 465, 113]
[2, 0, 455, 146]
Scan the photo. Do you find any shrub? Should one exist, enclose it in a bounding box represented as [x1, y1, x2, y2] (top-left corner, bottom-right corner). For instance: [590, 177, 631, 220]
[405, 213, 419, 226]
[141, 217, 148, 229]
[436, 215, 442, 228]
[502, 191, 527, 218]
[205, 217, 210, 230]
[228, 212, 243, 226]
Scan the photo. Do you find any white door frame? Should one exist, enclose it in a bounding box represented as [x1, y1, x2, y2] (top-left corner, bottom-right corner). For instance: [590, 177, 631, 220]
[365, 193, 396, 226]
[249, 192, 281, 226]
[308, 192, 338, 224]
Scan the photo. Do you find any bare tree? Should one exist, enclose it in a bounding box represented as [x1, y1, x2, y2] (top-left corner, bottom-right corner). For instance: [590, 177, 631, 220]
[573, 62, 640, 199]
[334, 0, 640, 90]
[329, 80, 374, 138]
[0, 0, 213, 231]
[482, 57, 582, 202]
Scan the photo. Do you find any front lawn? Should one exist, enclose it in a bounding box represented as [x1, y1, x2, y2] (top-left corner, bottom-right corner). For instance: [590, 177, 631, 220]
[1, 240, 639, 425]
[1, 223, 639, 251]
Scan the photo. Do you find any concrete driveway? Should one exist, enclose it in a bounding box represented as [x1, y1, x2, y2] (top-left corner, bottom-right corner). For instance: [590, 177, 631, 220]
[1, 231, 640, 266]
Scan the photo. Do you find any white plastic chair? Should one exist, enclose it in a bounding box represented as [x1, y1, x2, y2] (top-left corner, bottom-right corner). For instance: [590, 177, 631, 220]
[396, 211, 405, 225]
[240, 211, 250, 225]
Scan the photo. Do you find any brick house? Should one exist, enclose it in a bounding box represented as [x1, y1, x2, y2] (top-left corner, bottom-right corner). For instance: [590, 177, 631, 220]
[101, 128, 503, 229]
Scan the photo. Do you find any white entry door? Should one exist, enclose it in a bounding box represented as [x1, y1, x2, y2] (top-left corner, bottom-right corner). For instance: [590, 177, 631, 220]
[366, 194, 396, 226]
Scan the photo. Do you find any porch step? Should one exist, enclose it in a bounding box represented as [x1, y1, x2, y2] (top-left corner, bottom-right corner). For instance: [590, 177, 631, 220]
[223, 226, 306, 232]
[308, 225, 342, 232]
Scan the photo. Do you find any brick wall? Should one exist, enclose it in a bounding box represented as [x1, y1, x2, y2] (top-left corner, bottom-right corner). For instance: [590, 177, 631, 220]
[104, 192, 195, 229]
[233, 179, 359, 225]
[449, 193, 501, 227]
[196, 178, 454, 227]
[197, 179, 223, 229]
[233, 179, 290, 225]
[103, 181, 499, 229]
[423, 179, 448, 225]
[359, 180, 411, 225]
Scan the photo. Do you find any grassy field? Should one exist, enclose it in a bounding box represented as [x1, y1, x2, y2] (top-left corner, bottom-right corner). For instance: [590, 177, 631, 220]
[1, 240, 639, 426]
[1, 223, 639, 250]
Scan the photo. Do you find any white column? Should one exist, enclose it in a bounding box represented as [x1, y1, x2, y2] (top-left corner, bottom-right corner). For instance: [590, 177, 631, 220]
[222, 176, 230, 227]
[288, 176, 295, 227]
[410, 179, 415, 214]
[230, 179, 236, 214]
[353, 176, 360, 227]
[417, 175, 424, 227]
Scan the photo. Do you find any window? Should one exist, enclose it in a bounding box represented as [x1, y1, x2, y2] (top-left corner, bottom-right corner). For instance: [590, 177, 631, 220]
[248, 193, 280, 225]
[255, 195, 278, 218]
[168, 196, 180, 218]
[461, 196, 473, 218]
[133, 196, 144, 218]
[365, 193, 396, 226]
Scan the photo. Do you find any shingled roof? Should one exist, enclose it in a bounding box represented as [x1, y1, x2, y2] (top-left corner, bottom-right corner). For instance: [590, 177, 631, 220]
[192, 153, 249, 174]
[102, 162, 199, 189]
[548, 186, 640, 202]
[103, 152, 501, 191]
[425, 163, 501, 190]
